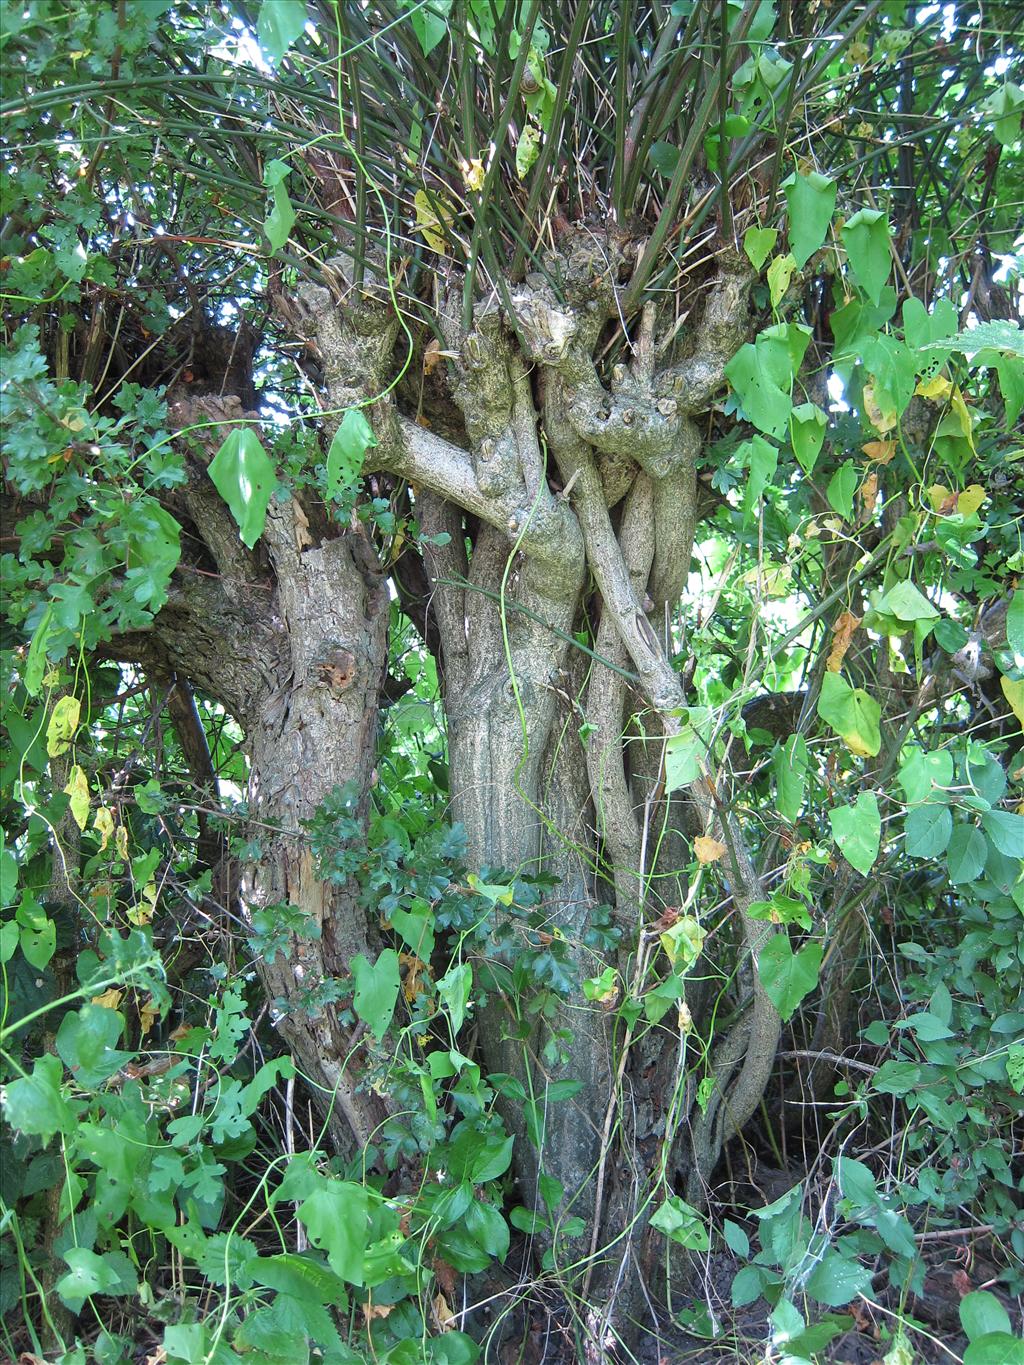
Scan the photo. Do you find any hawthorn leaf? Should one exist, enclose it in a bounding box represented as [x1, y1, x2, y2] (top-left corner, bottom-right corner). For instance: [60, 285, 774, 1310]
[298, 1179, 368, 1284]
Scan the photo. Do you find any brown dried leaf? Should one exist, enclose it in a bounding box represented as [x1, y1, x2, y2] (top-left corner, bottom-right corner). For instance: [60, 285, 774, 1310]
[423, 338, 442, 375]
[293, 499, 313, 552]
[826, 611, 861, 672]
[861, 439, 896, 464]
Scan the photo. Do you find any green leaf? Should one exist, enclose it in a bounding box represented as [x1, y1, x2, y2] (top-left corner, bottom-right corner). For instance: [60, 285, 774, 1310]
[842, 208, 891, 304]
[516, 123, 541, 179]
[790, 402, 827, 474]
[829, 793, 881, 875]
[836, 1156, 879, 1211]
[298, 1180, 369, 1284]
[946, 823, 988, 884]
[650, 1196, 711, 1250]
[981, 809, 1024, 857]
[904, 804, 952, 858]
[208, 428, 277, 548]
[351, 949, 400, 1040]
[723, 1219, 750, 1257]
[724, 323, 811, 438]
[664, 708, 712, 790]
[923, 318, 1024, 359]
[437, 961, 472, 1033]
[1007, 589, 1024, 662]
[56, 1003, 132, 1088]
[898, 748, 953, 804]
[464, 1199, 509, 1261]
[774, 734, 808, 823]
[16, 892, 55, 968]
[826, 461, 857, 519]
[743, 226, 777, 271]
[817, 672, 881, 758]
[55, 1247, 123, 1312]
[961, 1291, 1011, 1339]
[740, 434, 778, 517]
[408, 0, 452, 55]
[326, 409, 377, 502]
[783, 170, 836, 267]
[757, 936, 822, 1021]
[46, 694, 80, 757]
[124, 501, 182, 612]
[0, 829, 18, 909]
[257, 0, 309, 64]
[964, 1335, 1024, 1365]
[875, 581, 939, 623]
[2, 1054, 78, 1142]
[24, 604, 55, 696]
[264, 181, 296, 252]
[805, 1250, 872, 1307]
[982, 80, 1024, 148]
[902, 297, 957, 355]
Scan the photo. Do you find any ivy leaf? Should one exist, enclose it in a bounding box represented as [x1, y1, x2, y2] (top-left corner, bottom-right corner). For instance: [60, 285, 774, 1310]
[842, 208, 891, 304]
[326, 409, 377, 502]
[46, 694, 81, 757]
[208, 428, 277, 548]
[829, 792, 881, 875]
[783, 170, 836, 267]
[298, 1179, 369, 1284]
[817, 672, 881, 758]
[351, 949, 400, 1040]
[743, 226, 777, 271]
[757, 936, 822, 1021]
[257, 0, 309, 64]
[790, 403, 826, 474]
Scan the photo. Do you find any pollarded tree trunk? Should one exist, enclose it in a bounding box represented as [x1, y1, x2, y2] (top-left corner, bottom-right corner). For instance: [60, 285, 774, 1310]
[121, 392, 392, 1159]
[291, 229, 784, 1351]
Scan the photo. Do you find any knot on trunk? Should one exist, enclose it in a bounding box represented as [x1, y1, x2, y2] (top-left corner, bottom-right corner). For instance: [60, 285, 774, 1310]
[316, 646, 357, 697]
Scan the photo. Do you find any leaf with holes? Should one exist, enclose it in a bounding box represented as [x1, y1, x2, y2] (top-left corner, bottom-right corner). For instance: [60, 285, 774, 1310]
[326, 409, 377, 502]
[208, 428, 277, 548]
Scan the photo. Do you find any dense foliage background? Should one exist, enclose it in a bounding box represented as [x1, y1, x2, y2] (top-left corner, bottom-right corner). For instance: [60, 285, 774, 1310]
[1, 1, 1022, 1362]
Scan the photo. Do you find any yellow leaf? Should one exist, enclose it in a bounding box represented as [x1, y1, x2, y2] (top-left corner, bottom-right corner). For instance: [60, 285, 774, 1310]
[915, 373, 952, 400]
[677, 1000, 693, 1033]
[459, 157, 485, 192]
[840, 728, 875, 759]
[413, 189, 453, 254]
[950, 387, 976, 453]
[94, 806, 115, 851]
[91, 988, 123, 1011]
[694, 834, 727, 864]
[46, 695, 81, 757]
[1002, 675, 1024, 726]
[767, 252, 796, 308]
[862, 382, 897, 433]
[926, 483, 956, 514]
[115, 824, 129, 861]
[64, 764, 90, 831]
[139, 996, 160, 1037]
[956, 483, 986, 517]
[128, 881, 157, 926]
